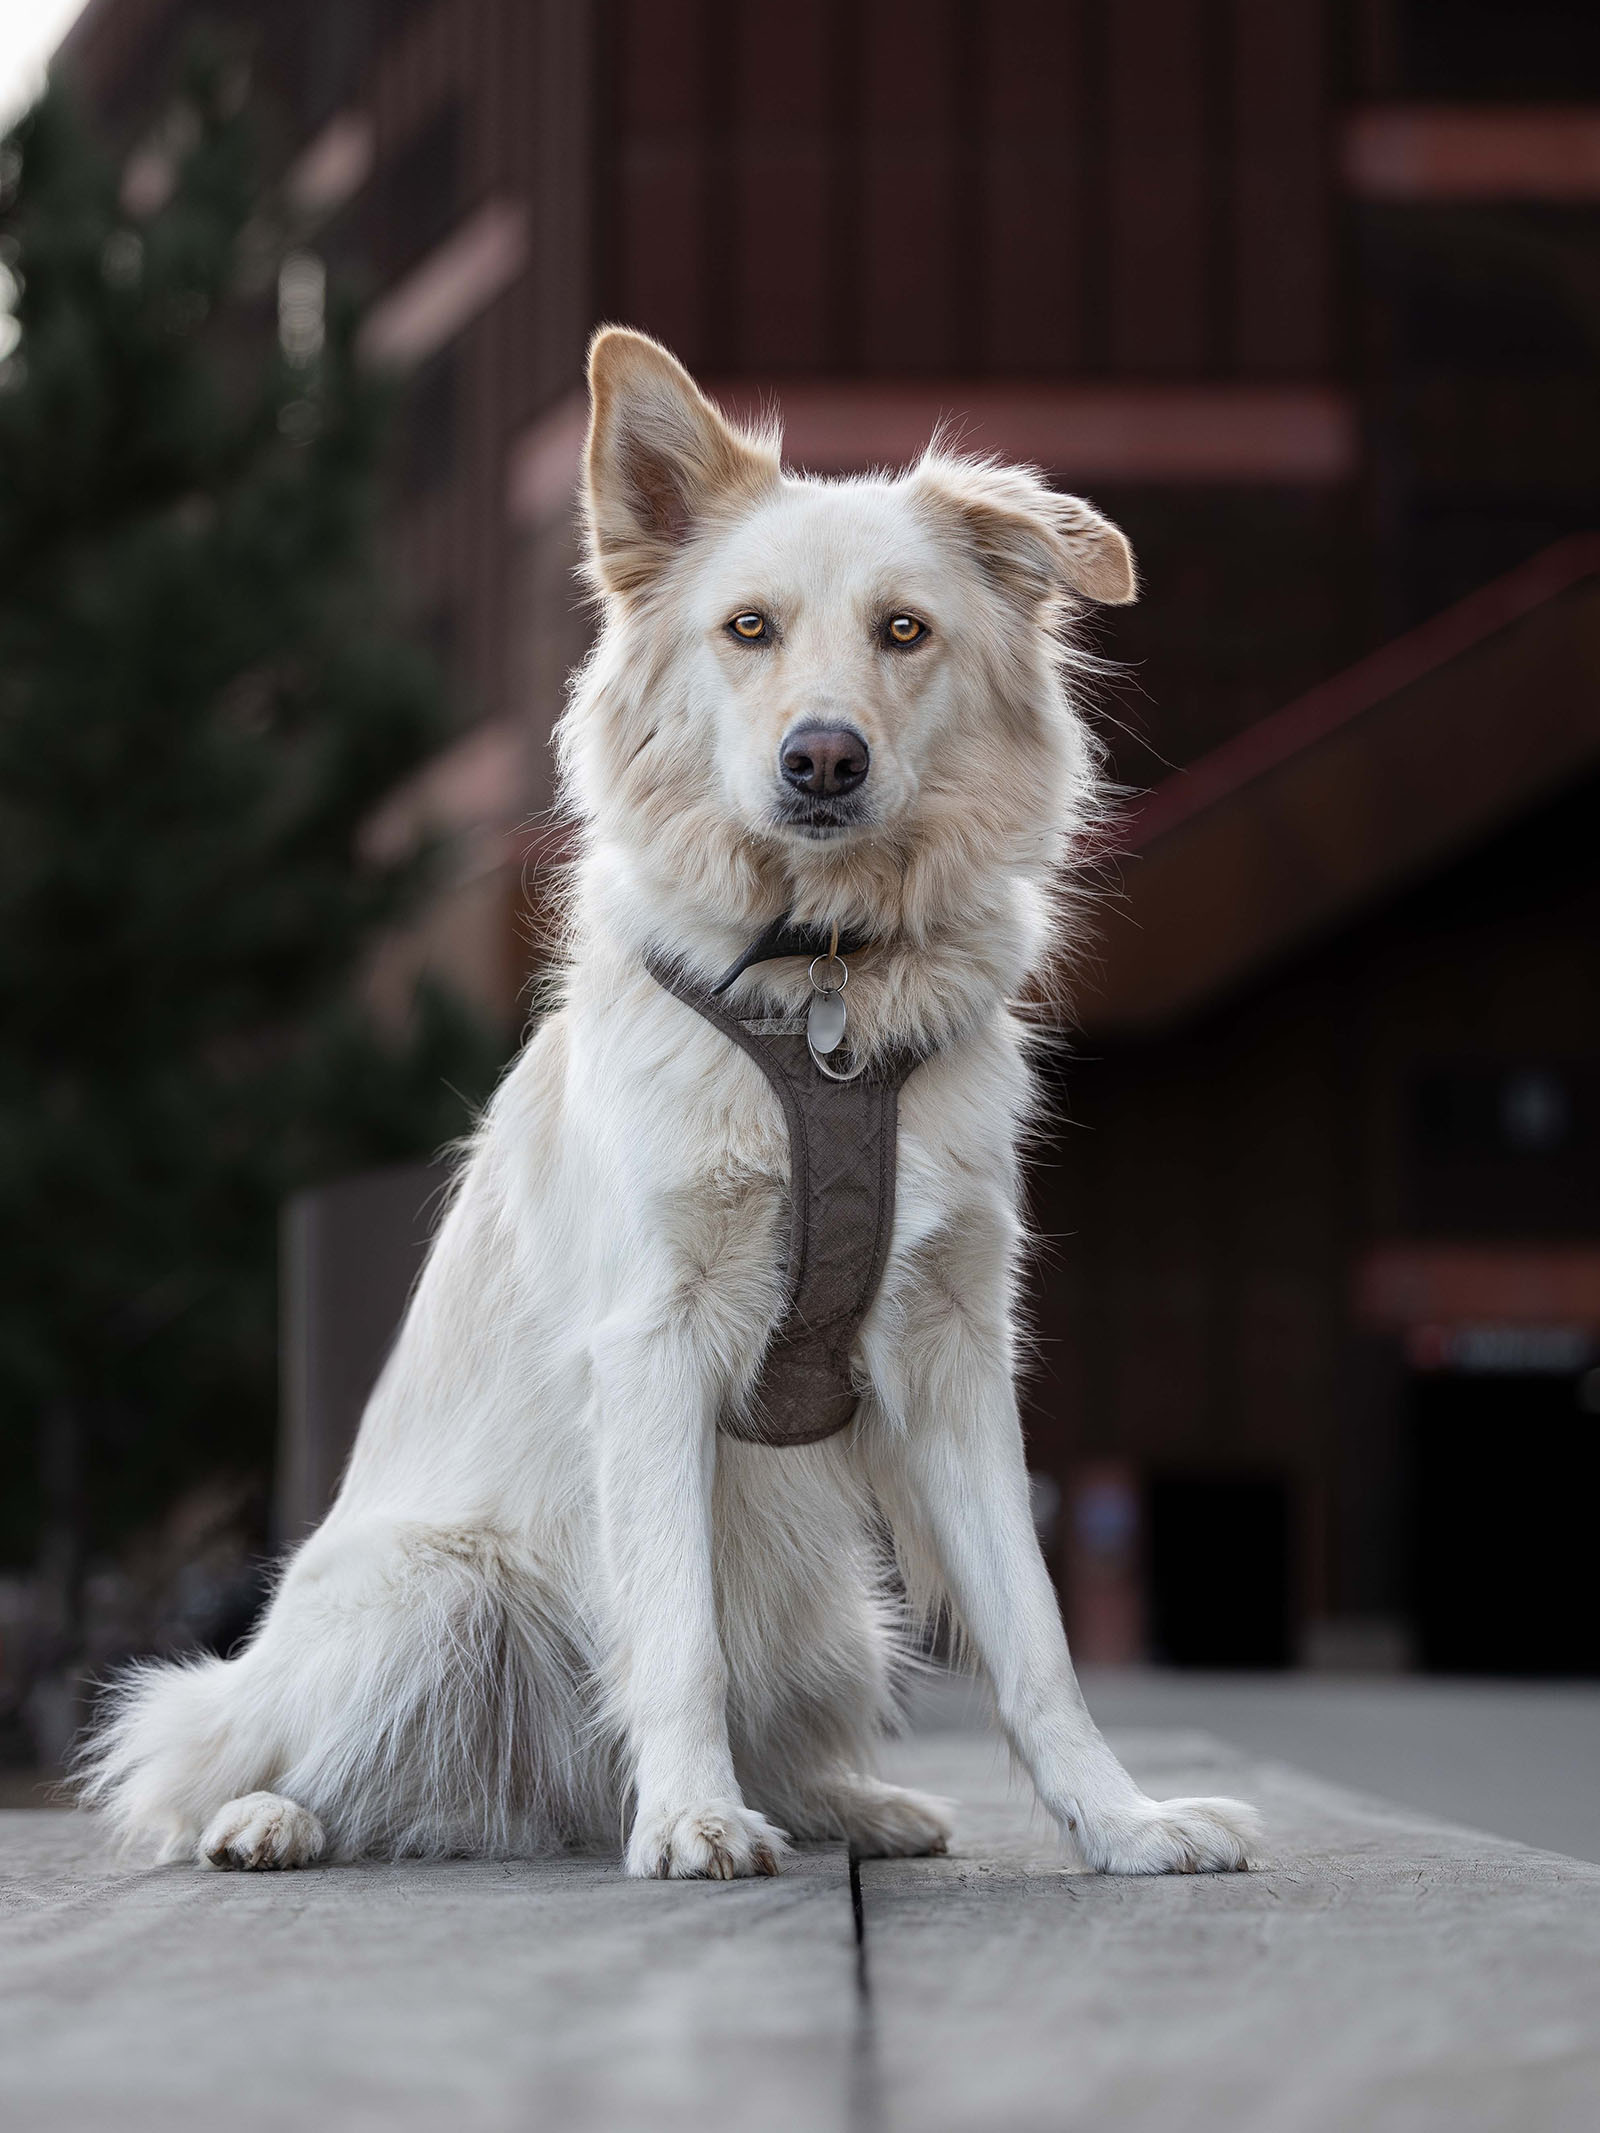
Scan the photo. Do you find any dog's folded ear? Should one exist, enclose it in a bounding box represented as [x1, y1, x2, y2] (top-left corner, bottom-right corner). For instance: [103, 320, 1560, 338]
[913, 454, 1138, 611]
[584, 328, 780, 597]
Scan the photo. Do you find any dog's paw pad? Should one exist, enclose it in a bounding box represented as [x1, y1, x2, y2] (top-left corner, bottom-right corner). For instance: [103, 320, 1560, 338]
[200, 1792, 326, 1872]
[1078, 1794, 1262, 1876]
[626, 1800, 791, 1882]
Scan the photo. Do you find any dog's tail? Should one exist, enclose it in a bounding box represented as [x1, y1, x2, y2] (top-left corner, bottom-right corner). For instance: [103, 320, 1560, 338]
[76, 1652, 281, 1862]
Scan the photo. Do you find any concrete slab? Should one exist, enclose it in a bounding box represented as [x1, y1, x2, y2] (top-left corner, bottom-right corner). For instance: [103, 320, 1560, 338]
[3, 1724, 1597, 2132]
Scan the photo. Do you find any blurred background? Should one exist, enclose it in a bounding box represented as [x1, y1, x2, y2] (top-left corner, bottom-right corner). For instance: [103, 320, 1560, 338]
[2, 1, 1598, 1784]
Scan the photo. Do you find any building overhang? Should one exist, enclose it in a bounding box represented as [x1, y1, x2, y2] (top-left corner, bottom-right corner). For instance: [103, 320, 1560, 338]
[1079, 537, 1600, 1037]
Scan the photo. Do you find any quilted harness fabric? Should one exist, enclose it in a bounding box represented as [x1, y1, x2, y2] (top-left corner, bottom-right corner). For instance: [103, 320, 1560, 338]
[645, 952, 926, 1446]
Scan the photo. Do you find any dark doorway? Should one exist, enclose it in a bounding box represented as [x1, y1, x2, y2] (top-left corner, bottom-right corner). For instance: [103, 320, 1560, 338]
[1145, 1475, 1293, 1669]
[1408, 1366, 1600, 1676]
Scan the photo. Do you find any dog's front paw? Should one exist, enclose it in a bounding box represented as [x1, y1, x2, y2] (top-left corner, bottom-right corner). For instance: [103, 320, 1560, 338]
[626, 1799, 790, 1881]
[200, 1792, 326, 1871]
[1074, 1793, 1261, 1876]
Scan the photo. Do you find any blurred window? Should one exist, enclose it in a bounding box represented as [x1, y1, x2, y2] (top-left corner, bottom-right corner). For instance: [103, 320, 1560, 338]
[1145, 1475, 1293, 1670]
[1409, 1366, 1600, 1674]
[1355, 198, 1600, 618]
[1396, 0, 1600, 101]
[1370, 206, 1600, 379]
[1410, 1063, 1600, 1236]
[1080, 486, 1350, 785]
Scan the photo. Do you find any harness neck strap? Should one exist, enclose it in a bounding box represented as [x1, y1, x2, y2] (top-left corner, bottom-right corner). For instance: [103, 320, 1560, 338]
[711, 913, 871, 995]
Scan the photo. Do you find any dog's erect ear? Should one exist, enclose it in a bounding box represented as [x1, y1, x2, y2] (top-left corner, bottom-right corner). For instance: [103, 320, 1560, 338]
[914, 455, 1137, 610]
[583, 328, 779, 597]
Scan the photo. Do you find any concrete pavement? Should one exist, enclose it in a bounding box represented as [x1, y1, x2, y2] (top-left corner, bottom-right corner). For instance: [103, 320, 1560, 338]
[3, 1699, 1598, 2131]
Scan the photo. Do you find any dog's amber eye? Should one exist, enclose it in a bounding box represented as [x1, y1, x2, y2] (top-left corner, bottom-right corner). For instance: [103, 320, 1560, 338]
[886, 615, 926, 646]
[729, 612, 768, 641]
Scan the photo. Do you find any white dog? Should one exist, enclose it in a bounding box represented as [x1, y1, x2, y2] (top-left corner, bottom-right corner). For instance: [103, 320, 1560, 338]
[84, 329, 1260, 1880]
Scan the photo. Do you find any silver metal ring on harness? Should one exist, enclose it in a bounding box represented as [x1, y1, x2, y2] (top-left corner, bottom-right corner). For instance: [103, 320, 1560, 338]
[808, 1040, 871, 1082]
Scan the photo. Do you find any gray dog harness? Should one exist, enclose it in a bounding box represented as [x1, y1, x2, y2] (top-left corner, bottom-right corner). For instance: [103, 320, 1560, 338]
[646, 921, 926, 1448]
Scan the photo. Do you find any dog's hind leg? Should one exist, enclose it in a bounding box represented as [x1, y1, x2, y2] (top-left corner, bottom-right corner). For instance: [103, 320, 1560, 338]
[784, 1770, 954, 1857]
[79, 1643, 314, 1866]
[83, 1516, 596, 1865]
[711, 1441, 950, 1855]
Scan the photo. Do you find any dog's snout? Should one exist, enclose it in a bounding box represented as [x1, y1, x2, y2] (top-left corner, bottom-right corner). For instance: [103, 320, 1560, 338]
[779, 725, 870, 799]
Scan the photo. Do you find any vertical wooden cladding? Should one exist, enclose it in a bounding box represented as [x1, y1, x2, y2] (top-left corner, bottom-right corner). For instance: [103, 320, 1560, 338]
[604, 0, 1331, 383]
[469, 0, 514, 724]
[980, 1, 1088, 375]
[1104, 0, 1330, 379]
[1107, 0, 1212, 374]
[607, 0, 854, 375]
[605, 0, 1041, 379]
[856, 0, 966, 375]
[366, 0, 468, 682]
[366, 0, 555, 724]
[724, 0, 833, 372]
[608, 0, 983, 376]
[1230, 0, 1329, 373]
[612, 0, 711, 365]
[371, 0, 467, 156]
[522, 0, 595, 415]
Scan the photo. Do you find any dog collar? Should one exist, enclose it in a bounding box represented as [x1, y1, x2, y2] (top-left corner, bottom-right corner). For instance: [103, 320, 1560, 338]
[711, 913, 871, 995]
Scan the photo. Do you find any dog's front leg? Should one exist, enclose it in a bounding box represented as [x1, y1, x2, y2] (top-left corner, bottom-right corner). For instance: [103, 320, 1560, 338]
[593, 1320, 789, 1880]
[876, 1285, 1261, 1875]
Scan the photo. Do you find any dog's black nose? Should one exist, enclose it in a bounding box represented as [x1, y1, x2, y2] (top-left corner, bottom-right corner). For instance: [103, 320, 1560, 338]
[779, 725, 870, 798]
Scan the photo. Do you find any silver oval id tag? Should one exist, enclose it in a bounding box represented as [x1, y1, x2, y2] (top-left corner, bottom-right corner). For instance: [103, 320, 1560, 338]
[806, 938, 868, 1079]
[807, 988, 848, 1056]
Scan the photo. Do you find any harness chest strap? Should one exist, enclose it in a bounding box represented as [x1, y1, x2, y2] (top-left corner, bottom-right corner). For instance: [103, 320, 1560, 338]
[644, 949, 926, 1447]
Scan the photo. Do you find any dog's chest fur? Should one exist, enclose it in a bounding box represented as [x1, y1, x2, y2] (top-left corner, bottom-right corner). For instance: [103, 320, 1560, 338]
[523, 965, 1026, 1379]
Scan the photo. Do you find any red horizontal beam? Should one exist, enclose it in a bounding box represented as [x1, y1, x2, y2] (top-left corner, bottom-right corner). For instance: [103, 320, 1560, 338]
[506, 381, 1359, 524]
[709, 380, 1358, 486]
[1343, 105, 1600, 201]
[1355, 1244, 1600, 1330]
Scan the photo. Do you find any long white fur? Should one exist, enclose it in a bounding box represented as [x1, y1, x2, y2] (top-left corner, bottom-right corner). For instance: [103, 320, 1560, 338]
[80, 329, 1260, 1880]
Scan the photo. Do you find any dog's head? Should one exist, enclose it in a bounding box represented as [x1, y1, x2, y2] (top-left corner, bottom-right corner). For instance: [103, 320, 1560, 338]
[564, 328, 1135, 951]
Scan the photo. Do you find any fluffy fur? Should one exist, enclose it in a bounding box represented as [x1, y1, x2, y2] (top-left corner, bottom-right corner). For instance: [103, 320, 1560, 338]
[81, 329, 1260, 1880]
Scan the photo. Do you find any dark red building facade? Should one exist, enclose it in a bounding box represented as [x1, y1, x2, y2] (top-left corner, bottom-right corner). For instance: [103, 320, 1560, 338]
[63, 1, 1600, 1670]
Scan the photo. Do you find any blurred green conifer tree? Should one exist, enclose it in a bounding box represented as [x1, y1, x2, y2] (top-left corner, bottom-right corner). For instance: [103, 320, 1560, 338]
[0, 55, 506, 1596]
